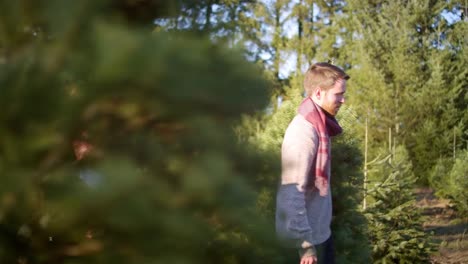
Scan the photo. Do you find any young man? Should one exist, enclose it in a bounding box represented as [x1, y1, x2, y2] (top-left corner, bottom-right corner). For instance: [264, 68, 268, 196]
[276, 62, 349, 264]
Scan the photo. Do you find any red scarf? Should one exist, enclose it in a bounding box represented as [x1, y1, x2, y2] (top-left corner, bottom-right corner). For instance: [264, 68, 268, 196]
[298, 97, 342, 196]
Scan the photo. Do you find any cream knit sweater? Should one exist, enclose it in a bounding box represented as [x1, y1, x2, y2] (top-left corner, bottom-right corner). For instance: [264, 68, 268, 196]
[276, 114, 332, 249]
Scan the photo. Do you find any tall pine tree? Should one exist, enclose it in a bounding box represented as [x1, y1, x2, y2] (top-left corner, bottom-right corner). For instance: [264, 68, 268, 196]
[342, 0, 467, 182]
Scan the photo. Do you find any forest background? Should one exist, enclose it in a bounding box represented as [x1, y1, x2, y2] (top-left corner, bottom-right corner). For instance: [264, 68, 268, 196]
[0, 0, 466, 263]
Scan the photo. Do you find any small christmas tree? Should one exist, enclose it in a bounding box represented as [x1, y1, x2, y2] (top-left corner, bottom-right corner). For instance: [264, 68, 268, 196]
[365, 146, 435, 263]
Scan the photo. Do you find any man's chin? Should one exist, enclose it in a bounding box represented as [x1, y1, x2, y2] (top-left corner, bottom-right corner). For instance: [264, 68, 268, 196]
[334, 106, 342, 115]
[321, 105, 338, 116]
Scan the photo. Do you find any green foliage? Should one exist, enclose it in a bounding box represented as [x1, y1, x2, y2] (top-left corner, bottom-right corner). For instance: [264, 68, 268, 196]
[428, 157, 454, 197]
[3, 0, 465, 262]
[365, 146, 436, 263]
[431, 150, 468, 214]
[446, 150, 468, 214]
[331, 134, 372, 264]
[343, 0, 467, 183]
[0, 0, 281, 263]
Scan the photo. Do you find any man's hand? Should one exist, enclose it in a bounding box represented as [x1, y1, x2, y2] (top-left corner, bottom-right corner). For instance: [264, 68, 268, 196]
[300, 255, 317, 264]
[299, 242, 317, 264]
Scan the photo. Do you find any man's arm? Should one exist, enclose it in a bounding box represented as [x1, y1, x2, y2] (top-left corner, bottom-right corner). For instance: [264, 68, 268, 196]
[276, 184, 317, 258]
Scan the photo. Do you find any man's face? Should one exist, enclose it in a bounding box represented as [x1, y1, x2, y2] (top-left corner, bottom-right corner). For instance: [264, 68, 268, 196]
[317, 79, 346, 116]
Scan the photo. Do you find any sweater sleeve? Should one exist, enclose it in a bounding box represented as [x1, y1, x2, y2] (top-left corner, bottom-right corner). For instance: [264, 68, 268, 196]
[276, 116, 318, 248]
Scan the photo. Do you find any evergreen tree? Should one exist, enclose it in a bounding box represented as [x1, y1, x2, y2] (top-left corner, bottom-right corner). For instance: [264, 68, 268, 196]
[428, 157, 454, 197]
[330, 117, 372, 264]
[0, 0, 281, 263]
[446, 150, 468, 214]
[342, 0, 467, 183]
[250, 0, 293, 80]
[365, 146, 435, 263]
[288, 0, 317, 74]
[431, 150, 468, 215]
[283, 0, 349, 76]
[312, 0, 348, 62]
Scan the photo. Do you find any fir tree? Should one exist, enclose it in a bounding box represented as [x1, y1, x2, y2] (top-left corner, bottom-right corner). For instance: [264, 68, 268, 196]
[342, 0, 467, 182]
[446, 150, 468, 214]
[0, 0, 281, 263]
[365, 146, 436, 263]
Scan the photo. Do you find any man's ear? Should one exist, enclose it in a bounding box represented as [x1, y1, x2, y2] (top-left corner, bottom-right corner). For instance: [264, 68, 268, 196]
[313, 87, 322, 100]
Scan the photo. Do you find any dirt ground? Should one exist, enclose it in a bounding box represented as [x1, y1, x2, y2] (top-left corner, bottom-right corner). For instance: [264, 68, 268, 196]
[415, 188, 468, 264]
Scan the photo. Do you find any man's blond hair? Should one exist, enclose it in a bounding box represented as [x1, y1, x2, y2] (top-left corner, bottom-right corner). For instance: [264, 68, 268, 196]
[303, 62, 350, 96]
